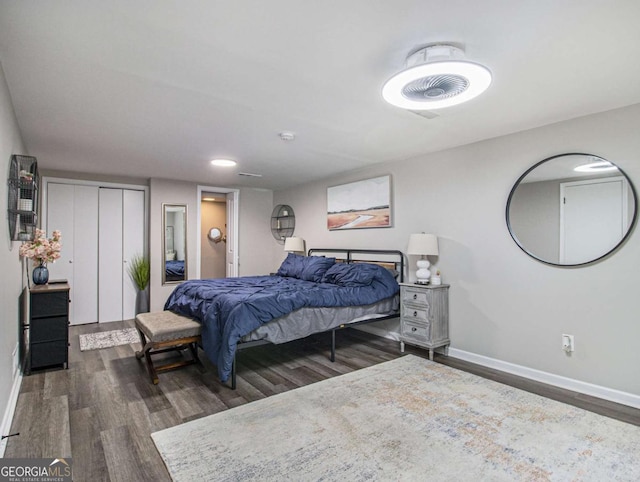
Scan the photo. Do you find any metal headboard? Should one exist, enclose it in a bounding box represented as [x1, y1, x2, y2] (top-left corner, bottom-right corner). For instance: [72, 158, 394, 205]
[307, 248, 405, 283]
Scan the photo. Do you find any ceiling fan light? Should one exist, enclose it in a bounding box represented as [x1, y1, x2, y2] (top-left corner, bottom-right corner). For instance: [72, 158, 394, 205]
[382, 45, 492, 110]
[574, 160, 618, 173]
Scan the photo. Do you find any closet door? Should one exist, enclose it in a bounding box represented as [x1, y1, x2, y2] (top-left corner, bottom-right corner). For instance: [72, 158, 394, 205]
[122, 189, 145, 320]
[98, 188, 145, 322]
[98, 188, 124, 322]
[47, 183, 99, 325]
[72, 186, 99, 323]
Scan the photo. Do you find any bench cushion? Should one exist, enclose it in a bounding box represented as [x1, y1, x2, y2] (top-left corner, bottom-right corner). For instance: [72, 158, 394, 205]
[135, 311, 201, 343]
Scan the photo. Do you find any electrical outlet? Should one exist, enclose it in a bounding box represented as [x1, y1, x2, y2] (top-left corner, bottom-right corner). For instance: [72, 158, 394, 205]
[562, 334, 574, 353]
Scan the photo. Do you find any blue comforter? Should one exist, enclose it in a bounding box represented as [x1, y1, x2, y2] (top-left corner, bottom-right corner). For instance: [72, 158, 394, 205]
[165, 260, 185, 276]
[164, 264, 399, 382]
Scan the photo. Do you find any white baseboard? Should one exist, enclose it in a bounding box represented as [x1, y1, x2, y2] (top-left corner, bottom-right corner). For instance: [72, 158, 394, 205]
[353, 326, 640, 410]
[448, 348, 640, 410]
[0, 361, 23, 457]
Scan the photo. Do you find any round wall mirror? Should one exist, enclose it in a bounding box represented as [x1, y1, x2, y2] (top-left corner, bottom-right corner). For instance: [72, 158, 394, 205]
[506, 153, 637, 266]
[208, 227, 226, 243]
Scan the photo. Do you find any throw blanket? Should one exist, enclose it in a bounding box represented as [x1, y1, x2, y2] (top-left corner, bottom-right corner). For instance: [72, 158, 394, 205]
[165, 265, 399, 382]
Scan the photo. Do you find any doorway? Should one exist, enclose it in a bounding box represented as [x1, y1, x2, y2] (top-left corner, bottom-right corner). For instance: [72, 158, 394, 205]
[196, 186, 239, 279]
[200, 192, 227, 279]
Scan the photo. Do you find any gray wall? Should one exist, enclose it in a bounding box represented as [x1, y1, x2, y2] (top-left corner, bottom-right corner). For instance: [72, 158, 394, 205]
[0, 61, 26, 436]
[273, 103, 640, 396]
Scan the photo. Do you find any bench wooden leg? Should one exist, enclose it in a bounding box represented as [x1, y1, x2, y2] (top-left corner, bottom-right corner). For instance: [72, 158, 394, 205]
[134, 334, 201, 385]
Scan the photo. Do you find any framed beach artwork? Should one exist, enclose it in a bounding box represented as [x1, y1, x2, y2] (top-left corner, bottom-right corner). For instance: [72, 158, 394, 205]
[327, 175, 392, 230]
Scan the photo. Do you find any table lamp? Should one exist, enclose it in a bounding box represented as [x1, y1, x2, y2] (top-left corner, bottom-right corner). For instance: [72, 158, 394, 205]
[407, 233, 439, 284]
[284, 236, 305, 254]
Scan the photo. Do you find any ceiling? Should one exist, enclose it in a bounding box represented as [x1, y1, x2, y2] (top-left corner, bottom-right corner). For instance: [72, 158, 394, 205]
[1, 1, 640, 191]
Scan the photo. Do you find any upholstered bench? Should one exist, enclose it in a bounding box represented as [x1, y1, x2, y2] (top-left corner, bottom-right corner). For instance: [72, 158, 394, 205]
[135, 311, 202, 384]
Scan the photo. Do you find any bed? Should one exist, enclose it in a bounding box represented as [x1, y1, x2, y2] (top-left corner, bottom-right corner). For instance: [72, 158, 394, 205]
[164, 248, 404, 387]
[165, 260, 185, 282]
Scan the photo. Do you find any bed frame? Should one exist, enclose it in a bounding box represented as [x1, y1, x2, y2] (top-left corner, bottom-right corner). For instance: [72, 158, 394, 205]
[229, 248, 405, 389]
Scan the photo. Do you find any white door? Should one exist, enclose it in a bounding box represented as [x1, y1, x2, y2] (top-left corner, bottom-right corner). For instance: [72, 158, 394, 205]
[226, 192, 237, 277]
[122, 189, 145, 320]
[47, 183, 99, 325]
[98, 188, 145, 322]
[98, 188, 123, 322]
[560, 177, 627, 264]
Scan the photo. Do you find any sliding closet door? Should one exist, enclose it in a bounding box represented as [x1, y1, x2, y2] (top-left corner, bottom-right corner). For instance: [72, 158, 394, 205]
[122, 189, 145, 320]
[98, 188, 145, 322]
[98, 188, 124, 322]
[72, 185, 100, 323]
[47, 183, 99, 325]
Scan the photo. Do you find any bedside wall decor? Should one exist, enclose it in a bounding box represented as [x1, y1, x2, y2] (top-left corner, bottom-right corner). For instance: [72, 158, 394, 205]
[327, 175, 392, 230]
[7, 154, 39, 241]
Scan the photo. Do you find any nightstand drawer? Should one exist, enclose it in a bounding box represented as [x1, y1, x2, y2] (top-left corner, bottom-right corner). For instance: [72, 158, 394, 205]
[402, 306, 428, 323]
[402, 288, 429, 306]
[402, 320, 430, 341]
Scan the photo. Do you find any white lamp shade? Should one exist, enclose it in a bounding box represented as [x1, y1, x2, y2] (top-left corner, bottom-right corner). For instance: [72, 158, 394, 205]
[284, 236, 305, 253]
[407, 233, 439, 256]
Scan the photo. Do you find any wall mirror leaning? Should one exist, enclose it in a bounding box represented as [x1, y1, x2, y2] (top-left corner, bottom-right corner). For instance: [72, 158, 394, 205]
[506, 153, 637, 266]
[163, 204, 187, 284]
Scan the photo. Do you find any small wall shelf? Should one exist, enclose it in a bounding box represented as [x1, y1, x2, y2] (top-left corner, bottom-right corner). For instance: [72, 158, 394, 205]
[7, 155, 39, 241]
[271, 204, 295, 243]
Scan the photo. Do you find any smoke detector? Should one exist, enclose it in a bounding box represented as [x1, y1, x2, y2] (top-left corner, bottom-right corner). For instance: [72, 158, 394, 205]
[382, 45, 492, 110]
[279, 131, 295, 141]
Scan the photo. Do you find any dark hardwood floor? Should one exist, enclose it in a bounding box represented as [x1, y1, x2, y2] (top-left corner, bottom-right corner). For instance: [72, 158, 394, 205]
[6, 321, 640, 481]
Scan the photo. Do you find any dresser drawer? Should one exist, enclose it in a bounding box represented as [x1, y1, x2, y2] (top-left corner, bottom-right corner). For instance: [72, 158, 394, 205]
[402, 305, 429, 323]
[31, 292, 68, 318]
[401, 320, 430, 341]
[402, 288, 429, 306]
[30, 340, 68, 370]
[30, 316, 68, 343]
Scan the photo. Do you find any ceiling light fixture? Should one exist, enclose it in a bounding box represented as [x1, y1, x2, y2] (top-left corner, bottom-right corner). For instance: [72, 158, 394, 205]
[574, 160, 618, 173]
[210, 159, 237, 167]
[382, 44, 492, 110]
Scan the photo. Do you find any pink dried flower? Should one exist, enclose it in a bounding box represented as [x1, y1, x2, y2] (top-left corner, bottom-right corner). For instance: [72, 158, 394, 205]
[19, 229, 63, 265]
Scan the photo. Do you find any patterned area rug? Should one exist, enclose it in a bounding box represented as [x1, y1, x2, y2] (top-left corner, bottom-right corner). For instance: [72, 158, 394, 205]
[78, 327, 140, 351]
[151, 355, 640, 481]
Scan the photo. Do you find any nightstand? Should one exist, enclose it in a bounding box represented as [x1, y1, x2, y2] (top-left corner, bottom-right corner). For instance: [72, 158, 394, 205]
[399, 283, 450, 360]
[21, 283, 70, 374]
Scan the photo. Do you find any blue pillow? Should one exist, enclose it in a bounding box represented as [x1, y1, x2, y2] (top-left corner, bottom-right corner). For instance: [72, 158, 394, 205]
[276, 253, 306, 278]
[300, 256, 336, 282]
[321, 263, 377, 287]
[277, 254, 335, 282]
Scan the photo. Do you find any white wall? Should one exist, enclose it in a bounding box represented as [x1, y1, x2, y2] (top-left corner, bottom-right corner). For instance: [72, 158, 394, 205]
[237, 188, 274, 277]
[0, 61, 26, 446]
[273, 103, 640, 396]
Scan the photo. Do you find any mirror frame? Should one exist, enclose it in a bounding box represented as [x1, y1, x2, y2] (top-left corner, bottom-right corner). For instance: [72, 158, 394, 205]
[162, 203, 188, 284]
[208, 227, 225, 243]
[506, 152, 638, 267]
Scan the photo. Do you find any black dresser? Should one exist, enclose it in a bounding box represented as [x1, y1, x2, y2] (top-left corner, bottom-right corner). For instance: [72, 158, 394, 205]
[21, 283, 70, 374]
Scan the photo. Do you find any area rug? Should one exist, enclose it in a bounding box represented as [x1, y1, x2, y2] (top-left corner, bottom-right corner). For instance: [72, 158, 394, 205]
[151, 355, 640, 481]
[78, 327, 140, 351]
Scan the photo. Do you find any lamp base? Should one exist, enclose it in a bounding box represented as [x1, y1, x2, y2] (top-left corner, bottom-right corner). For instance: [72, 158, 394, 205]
[415, 259, 431, 284]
